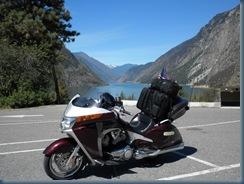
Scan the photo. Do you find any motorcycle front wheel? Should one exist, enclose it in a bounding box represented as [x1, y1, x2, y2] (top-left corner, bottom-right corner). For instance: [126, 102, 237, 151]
[43, 150, 87, 180]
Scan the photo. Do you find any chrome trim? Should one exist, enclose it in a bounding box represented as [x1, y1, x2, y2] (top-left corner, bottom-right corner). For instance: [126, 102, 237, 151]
[153, 119, 171, 127]
[163, 131, 175, 136]
[134, 142, 184, 160]
[94, 159, 105, 166]
[159, 119, 170, 124]
[64, 129, 96, 166]
[109, 145, 133, 161]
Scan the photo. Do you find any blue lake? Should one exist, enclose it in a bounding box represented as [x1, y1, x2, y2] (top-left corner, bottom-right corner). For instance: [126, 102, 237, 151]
[82, 83, 150, 100]
[69, 83, 210, 101]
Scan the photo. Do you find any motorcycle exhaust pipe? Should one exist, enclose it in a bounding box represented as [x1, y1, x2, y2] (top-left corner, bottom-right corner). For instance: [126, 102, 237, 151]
[134, 142, 184, 160]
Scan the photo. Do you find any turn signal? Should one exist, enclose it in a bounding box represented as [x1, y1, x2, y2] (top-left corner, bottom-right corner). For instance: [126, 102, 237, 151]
[76, 113, 103, 122]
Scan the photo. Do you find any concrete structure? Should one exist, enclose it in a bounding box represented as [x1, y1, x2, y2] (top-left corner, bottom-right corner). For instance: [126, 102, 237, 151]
[122, 100, 240, 109]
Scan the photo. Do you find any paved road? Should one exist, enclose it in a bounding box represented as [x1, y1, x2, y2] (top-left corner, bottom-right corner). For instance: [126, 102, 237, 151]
[0, 105, 241, 182]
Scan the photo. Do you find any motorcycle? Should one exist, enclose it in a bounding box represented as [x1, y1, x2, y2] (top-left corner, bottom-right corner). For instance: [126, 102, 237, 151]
[43, 91, 189, 180]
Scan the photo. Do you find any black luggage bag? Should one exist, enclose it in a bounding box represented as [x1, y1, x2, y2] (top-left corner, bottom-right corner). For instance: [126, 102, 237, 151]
[136, 87, 170, 121]
[150, 78, 182, 99]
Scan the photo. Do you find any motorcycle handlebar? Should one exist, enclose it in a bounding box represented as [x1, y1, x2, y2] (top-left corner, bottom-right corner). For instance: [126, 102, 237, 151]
[113, 106, 132, 116]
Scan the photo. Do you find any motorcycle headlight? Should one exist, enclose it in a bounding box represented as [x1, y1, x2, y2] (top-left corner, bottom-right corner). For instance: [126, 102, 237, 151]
[60, 117, 77, 131]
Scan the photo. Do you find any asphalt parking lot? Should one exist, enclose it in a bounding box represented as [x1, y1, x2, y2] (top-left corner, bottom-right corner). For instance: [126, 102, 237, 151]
[0, 104, 241, 182]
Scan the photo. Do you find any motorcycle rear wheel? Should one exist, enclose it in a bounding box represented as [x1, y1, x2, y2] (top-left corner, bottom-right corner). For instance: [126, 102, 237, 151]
[43, 150, 87, 180]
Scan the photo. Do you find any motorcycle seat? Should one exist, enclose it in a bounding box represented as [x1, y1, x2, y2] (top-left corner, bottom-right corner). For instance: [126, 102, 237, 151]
[127, 113, 156, 135]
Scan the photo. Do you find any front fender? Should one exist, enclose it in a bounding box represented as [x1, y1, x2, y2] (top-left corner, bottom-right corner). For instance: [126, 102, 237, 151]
[43, 138, 77, 156]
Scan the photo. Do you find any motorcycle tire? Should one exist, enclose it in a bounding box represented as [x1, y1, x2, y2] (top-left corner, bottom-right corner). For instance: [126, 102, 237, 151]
[43, 150, 87, 180]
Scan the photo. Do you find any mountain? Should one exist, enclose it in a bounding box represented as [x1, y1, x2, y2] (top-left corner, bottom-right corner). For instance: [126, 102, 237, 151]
[112, 64, 138, 78]
[73, 52, 119, 83]
[119, 5, 240, 88]
[59, 48, 106, 87]
[117, 62, 153, 83]
[107, 64, 117, 69]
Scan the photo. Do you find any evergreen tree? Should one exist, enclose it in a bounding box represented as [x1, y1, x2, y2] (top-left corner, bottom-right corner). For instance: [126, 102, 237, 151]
[0, 0, 79, 46]
[0, 0, 79, 105]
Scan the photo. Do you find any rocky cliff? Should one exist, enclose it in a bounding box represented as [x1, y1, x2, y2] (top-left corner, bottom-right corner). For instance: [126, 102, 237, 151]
[119, 5, 240, 88]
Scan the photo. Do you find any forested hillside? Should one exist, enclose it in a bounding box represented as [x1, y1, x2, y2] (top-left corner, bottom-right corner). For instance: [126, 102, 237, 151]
[60, 48, 105, 87]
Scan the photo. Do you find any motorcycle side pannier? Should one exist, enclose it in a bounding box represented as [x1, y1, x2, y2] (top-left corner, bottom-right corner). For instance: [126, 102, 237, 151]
[136, 88, 170, 120]
[150, 79, 182, 99]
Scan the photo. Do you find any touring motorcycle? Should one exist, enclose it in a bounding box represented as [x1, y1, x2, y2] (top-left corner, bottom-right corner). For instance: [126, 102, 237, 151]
[43, 90, 189, 180]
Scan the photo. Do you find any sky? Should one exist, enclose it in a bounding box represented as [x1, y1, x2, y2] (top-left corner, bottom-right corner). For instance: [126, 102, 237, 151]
[64, 0, 240, 66]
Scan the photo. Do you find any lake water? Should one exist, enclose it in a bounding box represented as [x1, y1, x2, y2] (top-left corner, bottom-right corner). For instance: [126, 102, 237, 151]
[69, 83, 211, 101]
[81, 83, 150, 100]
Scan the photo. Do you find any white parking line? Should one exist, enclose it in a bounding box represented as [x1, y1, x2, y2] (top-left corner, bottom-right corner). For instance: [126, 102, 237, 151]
[0, 148, 45, 155]
[0, 120, 58, 126]
[0, 115, 43, 118]
[177, 120, 240, 129]
[157, 163, 240, 180]
[174, 151, 219, 167]
[0, 139, 58, 146]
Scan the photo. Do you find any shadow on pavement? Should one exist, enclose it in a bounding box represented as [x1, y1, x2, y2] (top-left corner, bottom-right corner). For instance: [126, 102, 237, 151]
[74, 146, 197, 180]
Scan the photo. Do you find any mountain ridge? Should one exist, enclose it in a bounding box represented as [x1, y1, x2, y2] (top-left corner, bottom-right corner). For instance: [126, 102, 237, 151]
[73, 51, 119, 83]
[118, 5, 240, 88]
[73, 52, 137, 83]
[112, 64, 138, 78]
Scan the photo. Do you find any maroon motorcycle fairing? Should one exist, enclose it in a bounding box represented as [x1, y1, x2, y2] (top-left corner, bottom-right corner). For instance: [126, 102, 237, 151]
[43, 138, 77, 156]
[124, 112, 183, 149]
[71, 111, 122, 159]
[143, 124, 183, 148]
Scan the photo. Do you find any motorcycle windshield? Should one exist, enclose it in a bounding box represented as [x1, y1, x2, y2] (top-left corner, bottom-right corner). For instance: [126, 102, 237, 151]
[72, 97, 98, 108]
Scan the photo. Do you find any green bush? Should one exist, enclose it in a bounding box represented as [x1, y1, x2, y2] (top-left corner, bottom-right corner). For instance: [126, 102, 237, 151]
[178, 89, 188, 98]
[120, 91, 126, 100]
[119, 91, 136, 100]
[190, 88, 220, 102]
[0, 87, 55, 108]
[127, 93, 135, 100]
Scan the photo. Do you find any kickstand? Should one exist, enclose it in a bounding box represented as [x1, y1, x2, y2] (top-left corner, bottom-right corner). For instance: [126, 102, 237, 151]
[112, 165, 120, 179]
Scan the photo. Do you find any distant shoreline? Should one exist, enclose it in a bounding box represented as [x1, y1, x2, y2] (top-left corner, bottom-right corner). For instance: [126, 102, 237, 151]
[183, 84, 209, 88]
